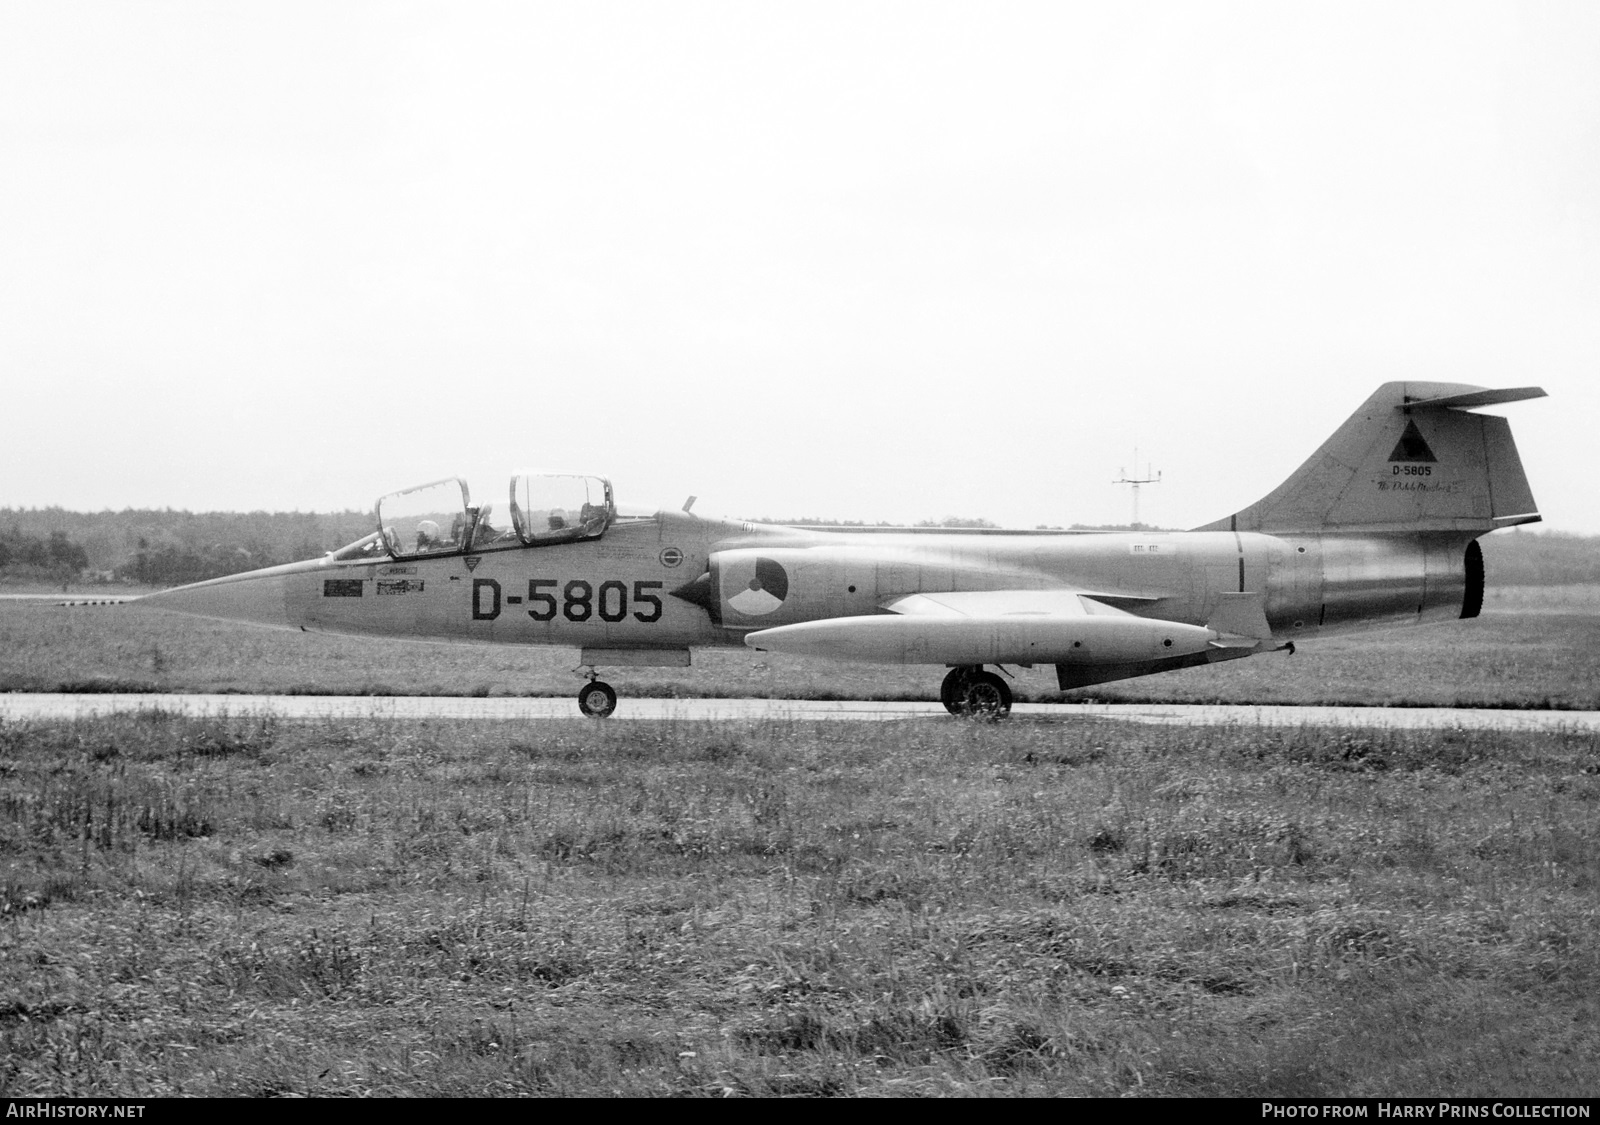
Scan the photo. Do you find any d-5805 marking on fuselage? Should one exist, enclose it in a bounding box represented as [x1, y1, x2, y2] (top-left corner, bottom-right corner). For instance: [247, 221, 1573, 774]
[135, 382, 1545, 717]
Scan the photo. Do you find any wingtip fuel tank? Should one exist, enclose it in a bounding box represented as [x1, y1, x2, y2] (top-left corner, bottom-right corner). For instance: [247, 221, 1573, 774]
[744, 611, 1221, 666]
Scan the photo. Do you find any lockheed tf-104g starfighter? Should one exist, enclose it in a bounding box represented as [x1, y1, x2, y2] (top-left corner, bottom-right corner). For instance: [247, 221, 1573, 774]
[138, 382, 1545, 716]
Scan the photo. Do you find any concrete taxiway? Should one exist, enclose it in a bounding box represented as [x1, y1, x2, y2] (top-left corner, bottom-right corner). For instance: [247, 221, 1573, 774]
[0, 693, 1596, 730]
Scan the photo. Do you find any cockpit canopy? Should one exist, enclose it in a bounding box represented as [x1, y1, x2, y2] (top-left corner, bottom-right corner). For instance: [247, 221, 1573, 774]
[332, 473, 619, 562]
[511, 473, 613, 545]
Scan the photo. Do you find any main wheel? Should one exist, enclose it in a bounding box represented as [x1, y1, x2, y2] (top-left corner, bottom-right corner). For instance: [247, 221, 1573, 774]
[962, 671, 1012, 718]
[940, 667, 974, 715]
[577, 681, 617, 718]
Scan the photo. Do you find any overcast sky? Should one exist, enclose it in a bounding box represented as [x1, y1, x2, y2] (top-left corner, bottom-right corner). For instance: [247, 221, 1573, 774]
[2, 1, 1595, 531]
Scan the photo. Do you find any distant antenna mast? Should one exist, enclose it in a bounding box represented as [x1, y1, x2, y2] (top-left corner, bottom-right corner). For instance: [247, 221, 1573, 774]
[1113, 449, 1161, 529]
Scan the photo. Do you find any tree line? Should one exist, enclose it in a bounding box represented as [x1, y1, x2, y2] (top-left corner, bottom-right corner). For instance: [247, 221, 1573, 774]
[0, 508, 1596, 587]
[0, 508, 374, 586]
[0, 529, 90, 577]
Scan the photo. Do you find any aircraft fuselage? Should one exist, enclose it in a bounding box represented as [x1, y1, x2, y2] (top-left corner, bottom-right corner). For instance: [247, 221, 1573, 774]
[200, 511, 1472, 653]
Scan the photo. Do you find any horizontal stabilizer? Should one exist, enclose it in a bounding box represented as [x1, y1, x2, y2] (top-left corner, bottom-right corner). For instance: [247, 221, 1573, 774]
[1404, 387, 1547, 411]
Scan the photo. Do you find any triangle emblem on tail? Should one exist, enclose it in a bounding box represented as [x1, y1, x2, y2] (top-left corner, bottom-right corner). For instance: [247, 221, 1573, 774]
[1388, 419, 1438, 463]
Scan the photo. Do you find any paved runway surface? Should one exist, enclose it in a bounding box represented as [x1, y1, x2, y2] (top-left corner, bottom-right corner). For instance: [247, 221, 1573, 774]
[1, 693, 1596, 729]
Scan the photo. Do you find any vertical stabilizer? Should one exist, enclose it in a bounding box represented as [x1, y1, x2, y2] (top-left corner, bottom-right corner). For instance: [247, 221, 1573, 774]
[1197, 382, 1544, 534]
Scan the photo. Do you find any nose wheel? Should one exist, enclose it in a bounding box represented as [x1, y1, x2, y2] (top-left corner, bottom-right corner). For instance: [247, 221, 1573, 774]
[577, 679, 617, 718]
[940, 666, 1012, 718]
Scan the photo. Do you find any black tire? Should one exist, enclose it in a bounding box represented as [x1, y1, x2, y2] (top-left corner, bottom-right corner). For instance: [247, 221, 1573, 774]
[962, 671, 1012, 718]
[940, 667, 973, 715]
[577, 681, 617, 718]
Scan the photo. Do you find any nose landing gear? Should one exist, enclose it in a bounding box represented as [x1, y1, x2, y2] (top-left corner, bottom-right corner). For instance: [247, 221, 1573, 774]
[939, 666, 1013, 718]
[575, 669, 617, 718]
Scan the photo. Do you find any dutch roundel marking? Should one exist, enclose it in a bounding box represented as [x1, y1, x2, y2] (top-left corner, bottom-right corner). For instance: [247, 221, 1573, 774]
[728, 557, 789, 616]
[659, 546, 685, 568]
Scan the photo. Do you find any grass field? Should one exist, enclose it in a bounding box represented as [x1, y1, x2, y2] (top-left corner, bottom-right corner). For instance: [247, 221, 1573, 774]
[1, 712, 1596, 1097]
[3, 586, 1599, 709]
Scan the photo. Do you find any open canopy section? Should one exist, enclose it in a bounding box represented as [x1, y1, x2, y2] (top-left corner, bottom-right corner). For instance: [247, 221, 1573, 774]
[510, 473, 614, 545]
[376, 477, 473, 559]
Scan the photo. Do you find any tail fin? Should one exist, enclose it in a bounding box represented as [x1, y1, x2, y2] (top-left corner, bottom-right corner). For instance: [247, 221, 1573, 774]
[1198, 382, 1545, 534]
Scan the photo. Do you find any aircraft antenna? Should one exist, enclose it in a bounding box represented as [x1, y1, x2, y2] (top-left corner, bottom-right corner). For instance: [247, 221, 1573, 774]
[1113, 449, 1161, 529]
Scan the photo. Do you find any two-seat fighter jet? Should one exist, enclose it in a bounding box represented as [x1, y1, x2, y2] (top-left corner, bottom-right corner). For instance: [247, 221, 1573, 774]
[139, 382, 1544, 716]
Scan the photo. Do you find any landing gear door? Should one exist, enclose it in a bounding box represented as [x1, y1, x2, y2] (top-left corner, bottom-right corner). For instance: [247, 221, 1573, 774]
[376, 478, 472, 559]
[511, 474, 614, 546]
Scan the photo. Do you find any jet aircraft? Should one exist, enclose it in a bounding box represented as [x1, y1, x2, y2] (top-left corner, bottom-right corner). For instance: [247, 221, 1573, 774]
[137, 382, 1544, 717]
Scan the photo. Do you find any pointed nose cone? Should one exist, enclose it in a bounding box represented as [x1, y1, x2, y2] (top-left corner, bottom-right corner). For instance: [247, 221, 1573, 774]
[134, 559, 319, 630]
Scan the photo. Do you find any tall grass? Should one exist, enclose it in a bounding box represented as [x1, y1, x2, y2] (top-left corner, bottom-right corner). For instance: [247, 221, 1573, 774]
[2, 713, 1596, 1096]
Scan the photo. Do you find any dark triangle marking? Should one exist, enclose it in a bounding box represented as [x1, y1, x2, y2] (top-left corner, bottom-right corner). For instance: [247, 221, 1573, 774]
[1388, 419, 1438, 463]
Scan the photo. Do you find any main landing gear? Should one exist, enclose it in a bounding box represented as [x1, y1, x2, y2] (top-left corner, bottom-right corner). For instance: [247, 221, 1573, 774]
[940, 665, 1013, 718]
[576, 671, 617, 718]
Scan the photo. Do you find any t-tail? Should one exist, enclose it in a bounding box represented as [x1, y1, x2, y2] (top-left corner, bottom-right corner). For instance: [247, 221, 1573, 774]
[1199, 382, 1544, 536]
[1197, 381, 1545, 629]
